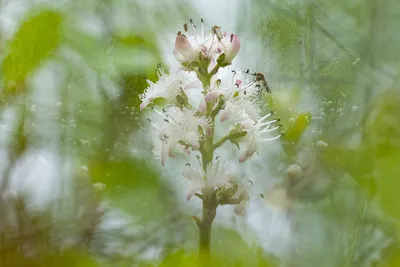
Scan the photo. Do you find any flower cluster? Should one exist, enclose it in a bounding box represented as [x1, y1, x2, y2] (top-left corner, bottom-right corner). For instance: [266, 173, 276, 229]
[139, 19, 282, 215]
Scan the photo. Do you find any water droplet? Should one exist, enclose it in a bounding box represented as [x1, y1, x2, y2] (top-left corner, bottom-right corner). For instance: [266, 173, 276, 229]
[316, 140, 328, 148]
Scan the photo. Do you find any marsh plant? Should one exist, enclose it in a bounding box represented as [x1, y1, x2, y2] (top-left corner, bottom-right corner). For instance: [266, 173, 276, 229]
[139, 20, 283, 261]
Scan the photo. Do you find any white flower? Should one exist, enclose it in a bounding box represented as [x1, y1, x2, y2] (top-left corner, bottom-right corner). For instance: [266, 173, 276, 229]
[173, 20, 218, 65]
[220, 97, 261, 123]
[237, 113, 282, 162]
[173, 20, 240, 69]
[139, 68, 199, 110]
[205, 67, 258, 102]
[216, 32, 240, 65]
[201, 67, 261, 122]
[182, 158, 232, 201]
[150, 106, 211, 166]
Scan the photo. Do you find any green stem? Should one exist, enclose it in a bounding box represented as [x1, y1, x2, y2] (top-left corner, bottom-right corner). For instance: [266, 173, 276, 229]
[198, 188, 218, 264]
[197, 69, 218, 263]
[213, 135, 231, 151]
[209, 64, 220, 77]
[213, 131, 246, 150]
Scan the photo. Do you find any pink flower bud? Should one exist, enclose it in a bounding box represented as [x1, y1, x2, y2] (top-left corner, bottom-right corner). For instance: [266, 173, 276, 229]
[205, 91, 221, 102]
[198, 99, 207, 113]
[181, 145, 191, 155]
[239, 148, 255, 163]
[219, 34, 240, 64]
[220, 111, 230, 122]
[140, 101, 150, 110]
[239, 154, 248, 163]
[173, 32, 198, 63]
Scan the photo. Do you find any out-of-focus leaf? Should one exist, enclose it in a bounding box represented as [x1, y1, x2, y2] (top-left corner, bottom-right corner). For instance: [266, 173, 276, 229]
[40, 249, 99, 267]
[211, 227, 278, 267]
[366, 89, 400, 158]
[64, 29, 158, 74]
[365, 89, 400, 225]
[281, 112, 311, 143]
[376, 153, 400, 226]
[158, 250, 198, 267]
[88, 157, 177, 221]
[2, 10, 63, 85]
[320, 146, 377, 196]
[266, 89, 301, 121]
[88, 158, 159, 188]
[0, 249, 98, 267]
[116, 34, 163, 110]
[266, 89, 310, 145]
[158, 229, 278, 267]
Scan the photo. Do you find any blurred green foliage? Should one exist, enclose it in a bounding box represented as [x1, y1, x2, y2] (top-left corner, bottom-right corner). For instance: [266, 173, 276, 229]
[0, 0, 400, 266]
[2, 10, 62, 84]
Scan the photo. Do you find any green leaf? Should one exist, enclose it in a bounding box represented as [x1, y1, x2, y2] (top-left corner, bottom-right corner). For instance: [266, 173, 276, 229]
[366, 89, 400, 158]
[282, 112, 311, 143]
[376, 153, 400, 225]
[2, 10, 63, 85]
[89, 158, 160, 188]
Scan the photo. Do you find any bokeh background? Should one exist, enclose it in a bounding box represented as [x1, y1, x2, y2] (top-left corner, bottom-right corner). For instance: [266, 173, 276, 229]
[1, 0, 400, 266]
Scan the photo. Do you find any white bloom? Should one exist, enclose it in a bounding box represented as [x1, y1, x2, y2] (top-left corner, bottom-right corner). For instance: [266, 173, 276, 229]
[173, 20, 219, 65]
[216, 32, 240, 65]
[205, 67, 258, 102]
[150, 106, 211, 166]
[139, 68, 199, 110]
[221, 97, 260, 123]
[202, 67, 261, 121]
[182, 158, 232, 201]
[238, 113, 282, 162]
[173, 20, 240, 69]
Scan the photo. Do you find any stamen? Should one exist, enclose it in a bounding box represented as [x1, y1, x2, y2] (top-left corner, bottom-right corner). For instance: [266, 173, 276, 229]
[258, 119, 278, 127]
[260, 125, 281, 133]
[258, 113, 273, 122]
[245, 178, 253, 185]
[153, 108, 165, 118]
[201, 18, 204, 38]
[190, 19, 197, 32]
[215, 158, 220, 170]
[236, 81, 254, 93]
[264, 134, 282, 141]
[183, 23, 188, 32]
[196, 155, 203, 169]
